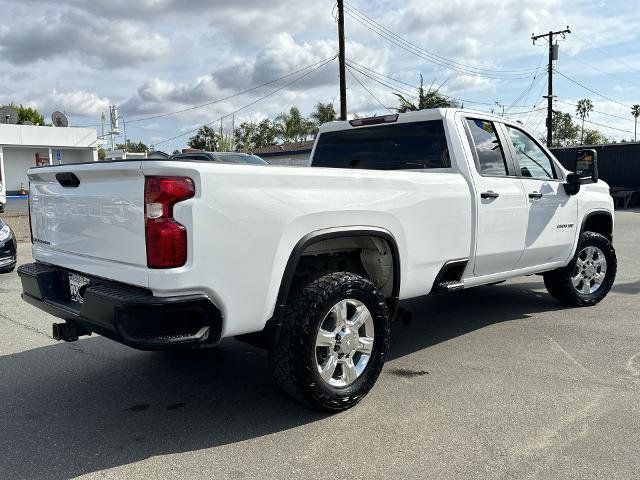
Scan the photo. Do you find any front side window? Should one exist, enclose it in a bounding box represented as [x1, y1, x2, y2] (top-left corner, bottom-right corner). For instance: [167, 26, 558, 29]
[465, 119, 508, 176]
[505, 126, 557, 179]
[312, 121, 450, 170]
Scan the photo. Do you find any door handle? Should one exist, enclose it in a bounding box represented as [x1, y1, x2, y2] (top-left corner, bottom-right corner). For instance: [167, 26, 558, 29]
[481, 191, 500, 199]
[528, 192, 543, 199]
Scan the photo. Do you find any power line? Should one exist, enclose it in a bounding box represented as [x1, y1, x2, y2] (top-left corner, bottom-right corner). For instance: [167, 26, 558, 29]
[127, 56, 338, 125]
[344, 1, 537, 78]
[71, 56, 339, 129]
[572, 32, 640, 75]
[153, 56, 336, 147]
[505, 51, 547, 112]
[343, 4, 536, 80]
[568, 55, 640, 89]
[346, 65, 393, 113]
[346, 59, 494, 106]
[554, 69, 632, 109]
[526, 74, 550, 126]
[569, 114, 635, 135]
[554, 99, 632, 122]
[347, 59, 543, 112]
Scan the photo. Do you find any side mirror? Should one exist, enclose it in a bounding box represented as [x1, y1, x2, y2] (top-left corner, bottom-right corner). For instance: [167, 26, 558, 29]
[564, 149, 598, 195]
[575, 149, 599, 183]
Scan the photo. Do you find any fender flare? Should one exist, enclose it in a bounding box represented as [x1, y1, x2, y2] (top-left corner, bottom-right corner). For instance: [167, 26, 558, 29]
[263, 227, 401, 344]
[568, 209, 614, 260]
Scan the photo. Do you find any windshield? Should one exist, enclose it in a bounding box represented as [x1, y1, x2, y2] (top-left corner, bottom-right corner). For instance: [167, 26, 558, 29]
[212, 153, 268, 165]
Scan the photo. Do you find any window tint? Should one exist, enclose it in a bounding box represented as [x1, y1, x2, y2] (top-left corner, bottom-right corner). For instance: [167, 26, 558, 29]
[505, 126, 556, 179]
[312, 121, 450, 170]
[465, 119, 508, 176]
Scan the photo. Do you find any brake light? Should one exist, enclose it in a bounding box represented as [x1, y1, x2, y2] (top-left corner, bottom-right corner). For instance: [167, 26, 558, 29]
[144, 176, 195, 269]
[349, 114, 399, 127]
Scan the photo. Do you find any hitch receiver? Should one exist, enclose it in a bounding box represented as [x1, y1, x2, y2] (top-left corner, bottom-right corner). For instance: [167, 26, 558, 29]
[52, 322, 91, 342]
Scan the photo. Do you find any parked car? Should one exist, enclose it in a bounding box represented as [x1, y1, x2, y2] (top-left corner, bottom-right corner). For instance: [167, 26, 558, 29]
[170, 151, 268, 165]
[18, 109, 616, 411]
[0, 217, 17, 273]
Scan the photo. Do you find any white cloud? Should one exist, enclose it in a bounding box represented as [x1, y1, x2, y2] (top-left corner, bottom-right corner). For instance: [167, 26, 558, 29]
[0, 10, 170, 67]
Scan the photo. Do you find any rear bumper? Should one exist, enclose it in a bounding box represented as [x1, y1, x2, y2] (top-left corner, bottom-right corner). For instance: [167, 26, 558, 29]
[17, 262, 222, 350]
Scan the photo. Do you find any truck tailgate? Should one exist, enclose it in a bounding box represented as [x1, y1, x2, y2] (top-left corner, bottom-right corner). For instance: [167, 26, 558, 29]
[28, 162, 146, 267]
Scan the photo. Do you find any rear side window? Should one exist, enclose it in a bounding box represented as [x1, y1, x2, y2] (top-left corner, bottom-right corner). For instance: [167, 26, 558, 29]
[312, 121, 450, 170]
[465, 119, 508, 176]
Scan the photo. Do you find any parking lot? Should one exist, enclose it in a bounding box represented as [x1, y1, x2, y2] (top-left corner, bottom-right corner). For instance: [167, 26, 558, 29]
[0, 211, 638, 480]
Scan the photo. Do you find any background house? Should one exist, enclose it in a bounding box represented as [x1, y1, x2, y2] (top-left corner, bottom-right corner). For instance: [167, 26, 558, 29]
[0, 124, 100, 195]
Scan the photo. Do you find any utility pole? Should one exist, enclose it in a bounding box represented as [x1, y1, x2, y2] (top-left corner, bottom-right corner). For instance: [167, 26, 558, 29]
[337, 0, 347, 120]
[532, 27, 570, 147]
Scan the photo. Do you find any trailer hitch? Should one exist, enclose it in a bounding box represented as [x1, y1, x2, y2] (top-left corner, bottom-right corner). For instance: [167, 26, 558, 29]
[52, 322, 91, 342]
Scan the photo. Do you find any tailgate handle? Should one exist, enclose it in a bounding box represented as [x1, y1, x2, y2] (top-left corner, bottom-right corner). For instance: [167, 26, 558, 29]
[55, 172, 80, 188]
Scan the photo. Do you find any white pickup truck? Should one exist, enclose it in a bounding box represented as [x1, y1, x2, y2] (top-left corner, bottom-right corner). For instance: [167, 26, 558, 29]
[18, 109, 616, 410]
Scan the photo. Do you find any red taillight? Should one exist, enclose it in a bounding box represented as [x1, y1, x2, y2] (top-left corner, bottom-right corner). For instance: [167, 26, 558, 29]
[144, 176, 195, 269]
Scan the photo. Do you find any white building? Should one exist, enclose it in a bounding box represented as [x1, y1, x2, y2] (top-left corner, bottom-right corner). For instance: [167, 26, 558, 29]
[0, 124, 100, 195]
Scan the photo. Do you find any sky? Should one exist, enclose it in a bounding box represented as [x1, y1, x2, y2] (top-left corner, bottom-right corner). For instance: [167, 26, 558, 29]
[0, 0, 639, 152]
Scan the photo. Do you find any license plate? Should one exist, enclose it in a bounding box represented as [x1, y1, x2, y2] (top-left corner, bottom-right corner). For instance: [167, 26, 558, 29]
[69, 274, 91, 304]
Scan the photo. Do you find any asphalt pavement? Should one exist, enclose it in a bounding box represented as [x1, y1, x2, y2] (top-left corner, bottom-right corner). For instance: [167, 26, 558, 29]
[1, 211, 639, 479]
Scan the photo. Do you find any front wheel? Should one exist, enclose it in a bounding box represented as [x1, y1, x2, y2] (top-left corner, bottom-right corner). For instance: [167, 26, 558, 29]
[269, 272, 390, 411]
[543, 231, 617, 306]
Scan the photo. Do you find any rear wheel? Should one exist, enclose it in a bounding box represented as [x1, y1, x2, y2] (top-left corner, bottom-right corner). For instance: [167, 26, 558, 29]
[269, 272, 390, 411]
[543, 231, 616, 306]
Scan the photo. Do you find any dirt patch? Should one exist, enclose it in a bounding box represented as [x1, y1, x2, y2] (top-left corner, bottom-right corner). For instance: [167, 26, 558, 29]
[0, 214, 30, 243]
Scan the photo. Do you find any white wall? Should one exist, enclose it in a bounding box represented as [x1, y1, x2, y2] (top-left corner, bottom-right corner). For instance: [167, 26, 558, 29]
[0, 124, 99, 148]
[2, 147, 46, 192]
[57, 148, 94, 164]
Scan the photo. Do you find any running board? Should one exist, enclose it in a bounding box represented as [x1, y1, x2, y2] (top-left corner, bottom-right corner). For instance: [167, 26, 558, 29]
[432, 259, 468, 294]
[435, 280, 464, 293]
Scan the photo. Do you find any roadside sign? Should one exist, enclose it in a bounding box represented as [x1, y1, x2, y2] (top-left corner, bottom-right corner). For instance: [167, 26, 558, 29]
[55, 149, 63, 163]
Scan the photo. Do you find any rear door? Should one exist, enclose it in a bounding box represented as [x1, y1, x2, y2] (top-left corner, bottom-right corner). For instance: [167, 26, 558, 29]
[501, 124, 578, 267]
[28, 162, 147, 266]
[464, 118, 528, 276]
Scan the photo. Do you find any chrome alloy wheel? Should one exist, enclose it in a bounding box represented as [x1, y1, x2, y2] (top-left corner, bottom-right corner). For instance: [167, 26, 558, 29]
[572, 246, 607, 295]
[314, 299, 375, 388]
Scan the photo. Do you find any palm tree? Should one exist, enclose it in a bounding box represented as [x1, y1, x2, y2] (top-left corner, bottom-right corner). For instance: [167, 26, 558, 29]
[576, 98, 594, 144]
[632, 104, 640, 142]
[394, 75, 458, 112]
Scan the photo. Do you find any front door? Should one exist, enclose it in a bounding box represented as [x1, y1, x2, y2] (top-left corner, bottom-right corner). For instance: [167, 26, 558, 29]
[464, 118, 528, 277]
[501, 125, 578, 268]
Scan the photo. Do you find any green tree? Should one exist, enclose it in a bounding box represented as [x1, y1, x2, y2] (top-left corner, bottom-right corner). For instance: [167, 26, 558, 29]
[234, 119, 278, 152]
[631, 104, 640, 142]
[116, 140, 148, 153]
[18, 105, 45, 125]
[551, 110, 580, 147]
[188, 125, 219, 151]
[310, 102, 337, 126]
[275, 107, 315, 143]
[98, 147, 106, 160]
[576, 98, 594, 144]
[394, 75, 458, 112]
[583, 128, 608, 145]
[2, 104, 47, 125]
